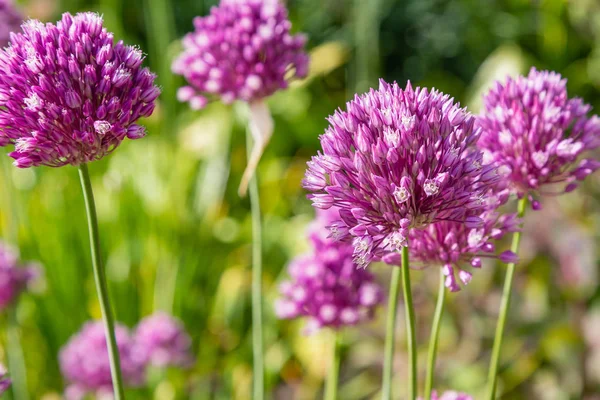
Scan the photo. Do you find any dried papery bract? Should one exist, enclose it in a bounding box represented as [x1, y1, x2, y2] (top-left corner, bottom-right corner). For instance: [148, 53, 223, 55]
[172, 0, 309, 195]
[275, 207, 383, 332]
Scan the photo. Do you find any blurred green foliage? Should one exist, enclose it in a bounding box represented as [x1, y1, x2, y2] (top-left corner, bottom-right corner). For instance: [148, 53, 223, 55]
[1, 0, 600, 399]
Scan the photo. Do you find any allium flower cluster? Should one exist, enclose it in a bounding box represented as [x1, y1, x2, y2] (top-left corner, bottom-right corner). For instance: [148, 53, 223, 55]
[477, 68, 600, 208]
[304, 80, 500, 267]
[172, 0, 309, 109]
[419, 391, 473, 400]
[0, 0, 22, 47]
[0, 242, 39, 310]
[60, 321, 145, 399]
[0, 12, 160, 168]
[0, 364, 10, 395]
[408, 192, 520, 291]
[275, 208, 383, 332]
[134, 312, 194, 369]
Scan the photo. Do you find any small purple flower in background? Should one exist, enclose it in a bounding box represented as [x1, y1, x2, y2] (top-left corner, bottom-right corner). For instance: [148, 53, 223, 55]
[60, 321, 145, 399]
[173, 0, 309, 195]
[0, 0, 22, 47]
[275, 208, 383, 332]
[0, 241, 40, 310]
[134, 312, 194, 369]
[303, 80, 500, 267]
[172, 0, 308, 108]
[0, 12, 160, 168]
[419, 391, 473, 400]
[477, 67, 600, 209]
[0, 364, 11, 395]
[408, 192, 520, 291]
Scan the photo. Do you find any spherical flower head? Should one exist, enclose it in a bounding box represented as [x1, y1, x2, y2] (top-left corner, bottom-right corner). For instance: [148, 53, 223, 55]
[275, 207, 383, 332]
[0, 12, 160, 168]
[59, 321, 145, 399]
[134, 312, 194, 369]
[0, 0, 22, 47]
[419, 391, 473, 400]
[0, 241, 40, 310]
[0, 364, 10, 395]
[304, 80, 500, 267]
[172, 0, 309, 109]
[407, 191, 520, 291]
[477, 67, 600, 207]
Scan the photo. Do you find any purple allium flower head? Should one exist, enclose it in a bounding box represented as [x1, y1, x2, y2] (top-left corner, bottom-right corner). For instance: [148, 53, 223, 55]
[0, 364, 10, 395]
[477, 68, 600, 208]
[60, 321, 145, 399]
[303, 80, 500, 267]
[172, 0, 309, 109]
[0, 0, 22, 47]
[275, 207, 383, 332]
[0, 12, 160, 168]
[134, 312, 194, 369]
[0, 241, 40, 310]
[407, 192, 520, 291]
[418, 391, 473, 400]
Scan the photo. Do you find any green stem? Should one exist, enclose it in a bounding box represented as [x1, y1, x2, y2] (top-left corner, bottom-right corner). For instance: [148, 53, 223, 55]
[424, 269, 447, 400]
[401, 246, 417, 400]
[325, 332, 342, 400]
[78, 164, 125, 400]
[247, 128, 264, 400]
[486, 197, 528, 399]
[6, 309, 29, 400]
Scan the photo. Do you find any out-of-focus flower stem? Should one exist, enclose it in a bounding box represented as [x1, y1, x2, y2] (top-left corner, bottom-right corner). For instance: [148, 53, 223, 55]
[247, 126, 264, 400]
[6, 308, 29, 400]
[486, 196, 528, 399]
[78, 164, 125, 400]
[325, 331, 342, 400]
[424, 268, 447, 400]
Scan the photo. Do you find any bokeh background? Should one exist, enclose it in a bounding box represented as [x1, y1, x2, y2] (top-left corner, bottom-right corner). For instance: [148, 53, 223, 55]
[1, 0, 600, 399]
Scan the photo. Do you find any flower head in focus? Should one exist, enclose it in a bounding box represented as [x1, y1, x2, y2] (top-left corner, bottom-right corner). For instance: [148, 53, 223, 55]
[60, 321, 145, 399]
[134, 312, 194, 369]
[0, 0, 22, 47]
[172, 0, 309, 109]
[0, 241, 40, 310]
[0, 364, 10, 395]
[419, 391, 473, 400]
[304, 80, 500, 267]
[477, 67, 600, 209]
[275, 207, 383, 332]
[0, 12, 160, 168]
[408, 192, 520, 291]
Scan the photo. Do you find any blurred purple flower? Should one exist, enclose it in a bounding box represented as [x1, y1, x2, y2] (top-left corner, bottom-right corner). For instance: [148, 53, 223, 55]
[0, 241, 40, 310]
[172, 0, 309, 109]
[303, 80, 500, 267]
[275, 208, 383, 332]
[134, 312, 194, 369]
[60, 321, 145, 399]
[419, 391, 473, 400]
[0, 364, 10, 395]
[407, 192, 520, 291]
[477, 68, 600, 207]
[0, 12, 160, 168]
[0, 0, 22, 47]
